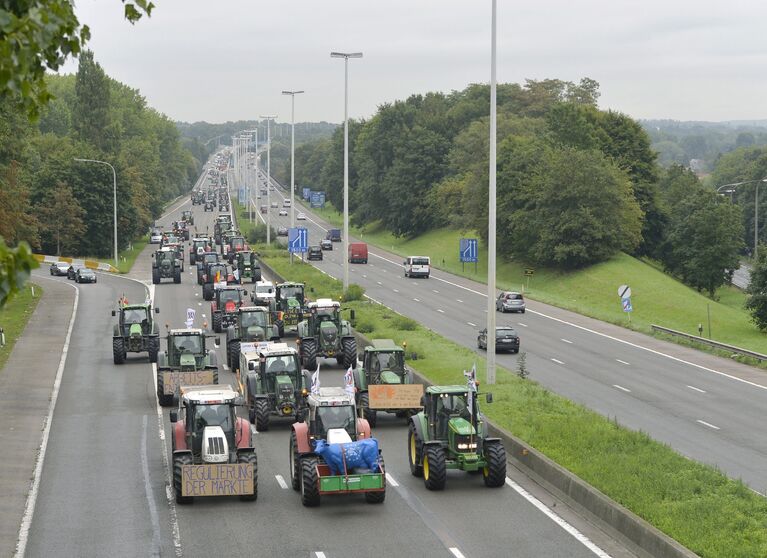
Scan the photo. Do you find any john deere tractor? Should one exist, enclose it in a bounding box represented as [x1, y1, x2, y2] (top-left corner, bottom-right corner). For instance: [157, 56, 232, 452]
[274, 282, 305, 337]
[407, 385, 506, 490]
[152, 249, 181, 284]
[354, 339, 420, 427]
[112, 301, 160, 364]
[297, 299, 356, 370]
[225, 306, 280, 370]
[156, 328, 219, 406]
[235, 251, 261, 283]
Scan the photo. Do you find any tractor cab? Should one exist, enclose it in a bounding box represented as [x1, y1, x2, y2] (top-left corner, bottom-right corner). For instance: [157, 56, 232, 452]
[276, 282, 305, 309]
[423, 386, 479, 448]
[182, 210, 193, 224]
[306, 388, 359, 443]
[166, 329, 210, 371]
[177, 385, 240, 463]
[361, 339, 409, 386]
[204, 263, 228, 284]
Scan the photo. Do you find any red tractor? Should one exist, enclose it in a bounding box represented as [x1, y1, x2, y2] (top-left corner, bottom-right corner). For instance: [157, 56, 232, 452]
[211, 285, 248, 333]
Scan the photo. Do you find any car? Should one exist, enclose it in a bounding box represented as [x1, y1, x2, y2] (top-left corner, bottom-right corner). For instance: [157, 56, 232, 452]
[478, 326, 520, 353]
[279, 209, 288, 216]
[260, 205, 268, 214]
[75, 268, 97, 284]
[320, 239, 332, 250]
[67, 264, 85, 280]
[150, 229, 163, 244]
[277, 226, 288, 236]
[307, 245, 323, 261]
[271, 201, 278, 208]
[296, 212, 306, 221]
[50, 262, 70, 276]
[496, 291, 526, 313]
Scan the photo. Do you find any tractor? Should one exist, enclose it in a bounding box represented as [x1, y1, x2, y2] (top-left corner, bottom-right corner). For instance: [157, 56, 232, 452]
[152, 248, 182, 284]
[201, 262, 233, 300]
[111, 301, 160, 364]
[156, 328, 219, 406]
[172, 220, 190, 241]
[241, 342, 305, 431]
[163, 242, 185, 271]
[214, 217, 233, 245]
[289, 387, 384, 506]
[407, 385, 506, 490]
[170, 384, 257, 504]
[182, 209, 194, 226]
[234, 251, 261, 283]
[196, 252, 220, 284]
[225, 306, 280, 369]
[210, 285, 248, 333]
[297, 299, 356, 370]
[189, 237, 212, 265]
[353, 339, 421, 427]
[273, 282, 306, 337]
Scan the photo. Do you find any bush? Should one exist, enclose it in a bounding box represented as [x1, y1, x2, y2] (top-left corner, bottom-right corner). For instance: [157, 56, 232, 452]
[392, 315, 418, 331]
[343, 283, 365, 301]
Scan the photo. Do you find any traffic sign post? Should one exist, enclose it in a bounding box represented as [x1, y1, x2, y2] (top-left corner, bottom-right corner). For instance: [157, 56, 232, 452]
[288, 227, 308, 264]
[524, 267, 534, 292]
[460, 238, 478, 273]
[618, 285, 632, 322]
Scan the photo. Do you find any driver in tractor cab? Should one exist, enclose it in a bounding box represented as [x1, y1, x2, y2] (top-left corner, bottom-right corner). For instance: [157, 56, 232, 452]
[194, 404, 231, 430]
[436, 394, 470, 438]
[175, 335, 201, 354]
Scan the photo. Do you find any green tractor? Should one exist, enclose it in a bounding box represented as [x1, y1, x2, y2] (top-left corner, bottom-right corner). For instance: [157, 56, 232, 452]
[297, 299, 356, 370]
[225, 306, 280, 370]
[407, 385, 506, 490]
[181, 209, 194, 226]
[353, 339, 420, 427]
[152, 249, 181, 284]
[235, 251, 261, 284]
[273, 282, 305, 337]
[156, 328, 219, 406]
[111, 301, 160, 364]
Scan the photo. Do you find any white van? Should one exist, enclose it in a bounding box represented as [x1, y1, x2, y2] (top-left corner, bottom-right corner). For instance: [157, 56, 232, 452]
[403, 256, 431, 279]
[282, 199, 291, 207]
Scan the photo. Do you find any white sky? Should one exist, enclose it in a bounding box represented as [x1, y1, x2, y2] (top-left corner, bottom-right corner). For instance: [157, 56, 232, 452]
[62, 0, 767, 124]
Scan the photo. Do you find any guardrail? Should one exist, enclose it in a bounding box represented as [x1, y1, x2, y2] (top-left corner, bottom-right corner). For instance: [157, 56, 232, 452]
[651, 324, 767, 362]
[33, 254, 119, 273]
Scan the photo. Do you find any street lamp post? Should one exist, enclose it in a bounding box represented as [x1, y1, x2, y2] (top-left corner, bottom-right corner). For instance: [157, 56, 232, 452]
[74, 158, 118, 269]
[260, 115, 277, 245]
[486, 0, 498, 384]
[331, 51, 363, 292]
[282, 90, 304, 228]
[715, 178, 767, 259]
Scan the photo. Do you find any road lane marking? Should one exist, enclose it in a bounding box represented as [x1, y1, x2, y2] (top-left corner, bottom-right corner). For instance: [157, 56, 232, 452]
[223, 364, 230, 371]
[275, 475, 288, 489]
[449, 549, 466, 558]
[362, 274, 367, 278]
[385, 473, 399, 487]
[616, 359, 630, 365]
[141, 415, 162, 555]
[551, 358, 564, 365]
[505, 477, 612, 557]
[468, 322, 477, 327]
[456, 299, 463, 303]
[687, 385, 706, 393]
[315, 553, 327, 558]
[437, 309, 445, 313]
[197, 302, 202, 306]
[432, 289, 440, 293]
[561, 338, 573, 344]
[518, 322, 528, 327]
[393, 289, 399, 293]
[613, 384, 631, 393]
[697, 419, 720, 430]
[376, 281, 382, 285]
[413, 298, 420, 302]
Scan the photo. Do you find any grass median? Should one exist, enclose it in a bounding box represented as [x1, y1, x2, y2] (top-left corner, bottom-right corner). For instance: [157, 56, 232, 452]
[259, 247, 767, 558]
[0, 284, 42, 372]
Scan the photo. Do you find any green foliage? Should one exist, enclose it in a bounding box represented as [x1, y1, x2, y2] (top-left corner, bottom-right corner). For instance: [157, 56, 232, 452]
[342, 283, 365, 302]
[391, 314, 418, 331]
[0, 239, 38, 308]
[0, 282, 41, 369]
[746, 249, 767, 330]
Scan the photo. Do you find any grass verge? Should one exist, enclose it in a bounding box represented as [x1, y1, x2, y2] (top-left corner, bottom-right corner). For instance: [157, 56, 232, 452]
[0, 284, 42, 372]
[261, 248, 767, 558]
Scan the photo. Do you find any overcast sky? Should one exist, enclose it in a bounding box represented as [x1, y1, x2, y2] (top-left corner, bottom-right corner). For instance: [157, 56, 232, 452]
[63, 0, 767, 124]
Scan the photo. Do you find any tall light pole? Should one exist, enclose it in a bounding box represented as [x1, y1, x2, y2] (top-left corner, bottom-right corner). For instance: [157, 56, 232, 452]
[331, 51, 362, 292]
[282, 90, 304, 227]
[486, 0, 497, 384]
[244, 129, 259, 223]
[260, 115, 277, 245]
[74, 158, 118, 269]
[715, 178, 767, 259]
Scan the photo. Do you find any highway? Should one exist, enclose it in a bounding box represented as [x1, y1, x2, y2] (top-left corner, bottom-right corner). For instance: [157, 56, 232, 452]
[19, 157, 631, 558]
[258, 171, 767, 494]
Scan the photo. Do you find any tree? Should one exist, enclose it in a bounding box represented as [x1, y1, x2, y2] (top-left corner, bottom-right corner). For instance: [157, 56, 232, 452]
[38, 182, 85, 255]
[0, 161, 40, 247]
[73, 51, 113, 151]
[0, 239, 38, 307]
[746, 249, 767, 330]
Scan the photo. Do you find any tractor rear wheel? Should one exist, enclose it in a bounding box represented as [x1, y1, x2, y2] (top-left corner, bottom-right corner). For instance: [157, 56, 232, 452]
[203, 284, 213, 300]
[342, 337, 357, 369]
[228, 341, 240, 370]
[289, 430, 301, 490]
[255, 399, 270, 432]
[152, 268, 160, 285]
[148, 337, 159, 363]
[300, 456, 321, 507]
[301, 338, 317, 371]
[275, 319, 284, 338]
[113, 337, 126, 365]
[156, 371, 173, 406]
[423, 445, 447, 491]
[365, 454, 386, 504]
[359, 393, 377, 428]
[238, 451, 258, 501]
[407, 423, 423, 477]
[173, 453, 194, 504]
[482, 441, 507, 488]
[212, 312, 222, 333]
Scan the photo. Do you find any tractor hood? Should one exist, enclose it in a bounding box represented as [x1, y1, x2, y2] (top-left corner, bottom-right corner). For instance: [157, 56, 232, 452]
[448, 417, 476, 436]
[319, 321, 338, 345]
[129, 323, 143, 337]
[245, 326, 265, 340]
[380, 370, 402, 384]
[179, 353, 198, 370]
[275, 374, 296, 415]
[202, 426, 229, 463]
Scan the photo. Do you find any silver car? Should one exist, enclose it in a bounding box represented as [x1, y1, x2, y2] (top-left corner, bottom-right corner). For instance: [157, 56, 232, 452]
[495, 291, 525, 314]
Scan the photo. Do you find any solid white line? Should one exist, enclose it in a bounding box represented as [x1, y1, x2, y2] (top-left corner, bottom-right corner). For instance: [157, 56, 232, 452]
[275, 474, 289, 489]
[385, 472, 399, 487]
[697, 419, 720, 430]
[468, 322, 477, 327]
[437, 309, 445, 313]
[449, 548, 466, 558]
[518, 322, 528, 327]
[687, 385, 706, 394]
[561, 338, 573, 344]
[505, 477, 612, 557]
[456, 299, 463, 303]
[616, 359, 630, 365]
[362, 274, 367, 278]
[551, 358, 564, 365]
[223, 364, 230, 371]
[16, 281, 79, 558]
[141, 415, 162, 555]
[613, 384, 631, 393]
[376, 281, 382, 285]
[413, 298, 420, 302]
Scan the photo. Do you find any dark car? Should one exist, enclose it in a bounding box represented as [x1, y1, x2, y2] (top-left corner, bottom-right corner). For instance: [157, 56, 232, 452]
[320, 239, 332, 250]
[307, 245, 323, 261]
[478, 326, 520, 353]
[75, 268, 97, 283]
[67, 264, 85, 280]
[495, 291, 526, 314]
[50, 262, 70, 276]
[277, 226, 288, 237]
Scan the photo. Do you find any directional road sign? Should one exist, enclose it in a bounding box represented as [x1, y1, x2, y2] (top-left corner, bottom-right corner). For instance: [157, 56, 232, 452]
[310, 191, 326, 208]
[288, 227, 308, 253]
[460, 238, 478, 263]
[618, 285, 631, 299]
[622, 297, 633, 313]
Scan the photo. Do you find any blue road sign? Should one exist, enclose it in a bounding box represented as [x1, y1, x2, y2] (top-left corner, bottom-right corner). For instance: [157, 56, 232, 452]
[310, 191, 325, 208]
[288, 227, 308, 253]
[460, 238, 478, 263]
[622, 297, 633, 313]
[303, 187, 311, 201]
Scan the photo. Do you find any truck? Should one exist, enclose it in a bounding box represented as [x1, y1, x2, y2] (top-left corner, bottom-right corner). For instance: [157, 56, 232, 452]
[325, 228, 341, 242]
[348, 242, 368, 264]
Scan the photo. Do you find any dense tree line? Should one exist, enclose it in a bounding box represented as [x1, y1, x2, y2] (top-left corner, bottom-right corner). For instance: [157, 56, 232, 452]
[0, 51, 200, 258]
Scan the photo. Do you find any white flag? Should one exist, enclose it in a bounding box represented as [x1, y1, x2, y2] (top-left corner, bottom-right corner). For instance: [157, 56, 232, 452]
[464, 363, 477, 415]
[310, 363, 320, 395]
[344, 366, 355, 395]
[185, 307, 196, 329]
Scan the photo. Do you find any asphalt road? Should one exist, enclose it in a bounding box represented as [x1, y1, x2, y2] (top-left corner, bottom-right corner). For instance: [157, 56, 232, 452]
[22, 159, 634, 558]
[259, 171, 767, 494]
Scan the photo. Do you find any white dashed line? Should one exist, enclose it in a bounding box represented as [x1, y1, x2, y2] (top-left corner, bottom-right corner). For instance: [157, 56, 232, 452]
[197, 302, 202, 306]
[613, 384, 631, 393]
[393, 289, 399, 293]
[362, 274, 367, 278]
[432, 289, 440, 293]
[456, 299, 463, 303]
[385, 472, 399, 487]
[697, 419, 720, 430]
[518, 322, 528, 327]
[413, 298, 420, 302]
[222, 364, 230, 371]
[376, 281, 382, 285]
[315, 553, 327, 558]
[687, 385, 706, 394]
[437, 309, 445, 313]
[449, 549, 466, 558]
[551, 358, 564, 365]
[616, 359, 630, 365]
[275, 475, 288, 489]
[561, 338, 573, 344]
[467, 322, 477, 327]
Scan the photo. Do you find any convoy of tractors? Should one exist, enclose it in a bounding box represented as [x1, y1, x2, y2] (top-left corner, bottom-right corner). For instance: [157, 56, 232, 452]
[109, 160, 506, 507]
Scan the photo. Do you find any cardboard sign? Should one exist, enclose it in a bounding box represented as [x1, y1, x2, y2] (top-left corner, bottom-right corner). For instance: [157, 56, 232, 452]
[162, 370, 216, 395]
[368, 384, 424, 409]
[180, 463, 254, 497]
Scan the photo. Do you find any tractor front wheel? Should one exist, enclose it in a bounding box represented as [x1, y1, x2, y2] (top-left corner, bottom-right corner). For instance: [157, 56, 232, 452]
[423, 445, 447, 491]
[255, 399, 270, 432]
[301, 338, 317, 371]
[342, 337, 357, 369]
[173, 453, 194, 504]
[359, 392, 377, 428]
[275, 319, 284, 338]
[407, 423, 423, 477]
[113, 337, 126, 365]
[238, 451, 258, 501]
[152, 268, 160, 285]
[228, 341, 240, 370]
[148, 337, 159, 363]
[300, 456, 321, 507]
[482, 441, 507, 488]
[289, 430, 301, 490]
[212, 312, 222, 333]
[157, 371, 173, 406]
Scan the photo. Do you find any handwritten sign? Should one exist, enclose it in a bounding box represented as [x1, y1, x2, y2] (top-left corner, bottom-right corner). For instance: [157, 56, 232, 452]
[369, 384, 424, 409]
[181, 463, 254, 497]
[162, 370, 216, 395]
